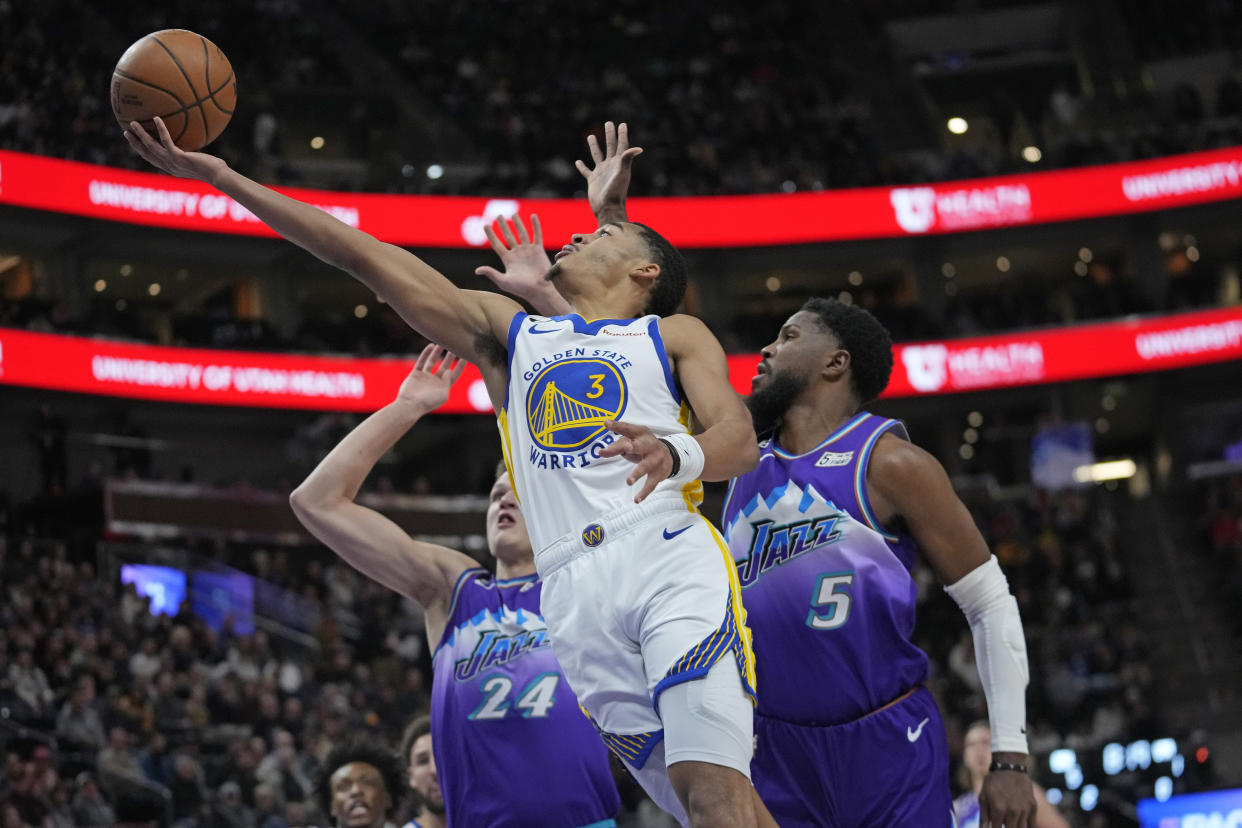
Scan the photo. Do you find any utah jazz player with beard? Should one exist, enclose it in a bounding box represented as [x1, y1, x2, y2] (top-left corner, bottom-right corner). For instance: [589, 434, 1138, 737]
[126, 120, 774, 828]
[291, 345, 618, 827]
[724, 298, 1037, 828]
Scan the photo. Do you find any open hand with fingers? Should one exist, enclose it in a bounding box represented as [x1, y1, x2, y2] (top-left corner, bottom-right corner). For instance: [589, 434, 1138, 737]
[598, 420, 675, 503]
[123, 115, 227, 183]
[395, 344, 467, 412]
[577, 121, 642, 226]
[474, 214, 568, 312]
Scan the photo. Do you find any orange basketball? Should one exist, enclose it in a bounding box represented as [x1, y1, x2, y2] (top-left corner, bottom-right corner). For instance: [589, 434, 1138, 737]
[111, 29, 237, 151]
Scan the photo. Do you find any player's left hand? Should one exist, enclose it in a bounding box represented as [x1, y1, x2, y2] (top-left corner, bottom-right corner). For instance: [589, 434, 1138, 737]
[395, 344, 466, 411]
[599, 420, 673, 503]
[978, 759, 1037, 828]
[577, 121, 642, 225]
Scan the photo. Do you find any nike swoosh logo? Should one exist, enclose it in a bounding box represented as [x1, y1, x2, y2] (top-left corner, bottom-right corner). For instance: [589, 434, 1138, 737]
[907, 717, 929, 742]
[529, 325, 560, 334]
[662, 526, 692, 541]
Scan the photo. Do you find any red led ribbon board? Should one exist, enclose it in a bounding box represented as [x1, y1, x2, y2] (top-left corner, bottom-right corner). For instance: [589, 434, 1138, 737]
[2, 307, 1239, 412]
[1, 147, 1241, 248]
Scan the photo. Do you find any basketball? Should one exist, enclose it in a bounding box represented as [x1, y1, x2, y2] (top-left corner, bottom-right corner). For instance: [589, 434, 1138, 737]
[111, 29, 236, 152]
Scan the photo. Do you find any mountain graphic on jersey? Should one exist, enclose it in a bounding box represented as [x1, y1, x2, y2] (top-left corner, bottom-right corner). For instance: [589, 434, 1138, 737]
[438, 602, 552, 683]
[726, 479, 847, 589]
[525, 358, 628, 451]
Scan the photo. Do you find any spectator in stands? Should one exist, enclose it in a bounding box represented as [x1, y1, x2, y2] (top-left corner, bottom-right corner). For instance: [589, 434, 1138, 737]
[69, 771, 115, 826]
[314, 740, 403, 828]
[7, 650, 53, 719]
[55, 675, 106, 751]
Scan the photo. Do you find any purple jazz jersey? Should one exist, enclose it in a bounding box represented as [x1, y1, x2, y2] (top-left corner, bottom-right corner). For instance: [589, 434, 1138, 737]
[721, 412, 929, 724]
[430, 569, 619, 828]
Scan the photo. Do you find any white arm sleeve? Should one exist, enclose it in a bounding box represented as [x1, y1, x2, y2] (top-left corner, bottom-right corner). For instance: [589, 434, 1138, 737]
[944, 555, 1030, 754]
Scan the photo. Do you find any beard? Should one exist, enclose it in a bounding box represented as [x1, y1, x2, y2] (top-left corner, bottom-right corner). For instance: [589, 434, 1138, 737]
[544, 262, 561, 281]
[414, 791, 446, 816]
[746, 369, 807, 435]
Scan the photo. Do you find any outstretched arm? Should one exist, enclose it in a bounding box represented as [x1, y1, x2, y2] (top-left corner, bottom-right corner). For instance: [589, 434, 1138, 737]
[867, 435, 1036, 828]
[124, 119, 520, 375]
[289, 345, 477, 649]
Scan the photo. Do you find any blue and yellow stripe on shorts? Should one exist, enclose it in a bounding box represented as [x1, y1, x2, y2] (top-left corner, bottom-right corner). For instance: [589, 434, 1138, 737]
[580, 705, 665, 770]
[651, 517, 758, 708]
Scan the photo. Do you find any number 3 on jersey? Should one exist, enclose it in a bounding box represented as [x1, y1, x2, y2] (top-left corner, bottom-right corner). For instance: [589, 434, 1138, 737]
[469, 672, 561, 720]
[806, 571, 854, 630]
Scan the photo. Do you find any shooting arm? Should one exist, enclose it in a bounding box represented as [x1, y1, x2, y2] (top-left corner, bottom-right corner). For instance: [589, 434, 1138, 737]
[289, 356, 476, 630]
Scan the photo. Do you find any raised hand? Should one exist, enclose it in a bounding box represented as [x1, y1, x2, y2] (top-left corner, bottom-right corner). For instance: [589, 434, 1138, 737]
[123, 116, 227, 183]
[576, 121, 642, 226]
[598, 420, 674, 503]
[475, 214, 571, 315]
[395, 344, 466, 411]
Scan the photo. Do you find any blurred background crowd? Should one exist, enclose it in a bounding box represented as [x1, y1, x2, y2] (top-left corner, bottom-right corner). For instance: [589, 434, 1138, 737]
[3, 0, 1242, 825]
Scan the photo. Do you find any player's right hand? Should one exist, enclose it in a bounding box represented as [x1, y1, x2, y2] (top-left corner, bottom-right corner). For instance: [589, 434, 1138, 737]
[599, 420, 674, 503]
[395, 344, 466, 412]
[124, 116, 227, 183]
[577, 121, 642, 224]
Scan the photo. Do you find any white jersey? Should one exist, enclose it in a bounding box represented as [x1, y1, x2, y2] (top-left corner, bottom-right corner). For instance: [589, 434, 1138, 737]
[498, 312, 702, 558]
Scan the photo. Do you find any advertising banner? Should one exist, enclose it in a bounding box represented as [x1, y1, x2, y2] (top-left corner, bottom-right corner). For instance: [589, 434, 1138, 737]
[2, 146, 1241, 248]
[3, 306, 1240, 411]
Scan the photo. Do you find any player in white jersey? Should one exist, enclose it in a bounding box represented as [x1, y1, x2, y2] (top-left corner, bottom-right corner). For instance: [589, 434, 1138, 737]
[124, 120, 774, 828]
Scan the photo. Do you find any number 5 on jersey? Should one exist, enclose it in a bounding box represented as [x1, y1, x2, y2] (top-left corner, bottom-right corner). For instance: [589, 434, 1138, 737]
[807, 572, 854, 630]
[469, 672, 561, 720]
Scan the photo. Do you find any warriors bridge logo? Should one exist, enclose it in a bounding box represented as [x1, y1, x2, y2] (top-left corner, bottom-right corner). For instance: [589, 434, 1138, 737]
[526, 358, 627, 451]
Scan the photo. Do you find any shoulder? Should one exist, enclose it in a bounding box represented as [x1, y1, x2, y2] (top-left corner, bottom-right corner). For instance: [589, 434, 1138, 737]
[657, 313, 710, 338]
[867, 431, 947, 500]
[657, 314, 723, 357]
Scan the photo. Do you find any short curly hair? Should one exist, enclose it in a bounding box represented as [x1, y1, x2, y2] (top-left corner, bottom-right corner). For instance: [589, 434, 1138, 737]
[315, 738, 403, 821]
[800, 297, 893, 403]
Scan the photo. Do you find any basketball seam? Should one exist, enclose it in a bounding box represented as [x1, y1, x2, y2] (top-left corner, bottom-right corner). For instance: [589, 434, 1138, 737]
[113, 69, 190, 144]
[151, 33, 208, 145]
[207, 72, 235, 115]
[117, 70, 233, 120]
[195, 37, 212, 140]
[204, 43, 236, 114]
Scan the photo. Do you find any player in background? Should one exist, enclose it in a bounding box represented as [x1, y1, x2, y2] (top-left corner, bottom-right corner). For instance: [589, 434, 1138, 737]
[399, 717, 444, 828]
[126, 119, 772, 828]
[956, 721, 1068, 828]
[722, 297, 1036, 827]
[484, 129, 1036, 827]
[315, 739, 405, 828]
[289, 345, 619, 827]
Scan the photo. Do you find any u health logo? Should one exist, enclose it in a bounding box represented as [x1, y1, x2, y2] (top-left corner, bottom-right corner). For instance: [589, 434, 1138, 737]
[526, 359, 627, 451]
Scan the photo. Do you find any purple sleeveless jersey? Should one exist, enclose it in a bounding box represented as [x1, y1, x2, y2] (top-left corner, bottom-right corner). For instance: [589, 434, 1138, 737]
[430, 569, 619, 828]
[721, 412, 929, 724]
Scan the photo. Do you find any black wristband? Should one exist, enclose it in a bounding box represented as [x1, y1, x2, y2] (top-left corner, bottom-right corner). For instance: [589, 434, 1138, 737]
[657, 438, 681, 476]
[989, 760, 1028, 775]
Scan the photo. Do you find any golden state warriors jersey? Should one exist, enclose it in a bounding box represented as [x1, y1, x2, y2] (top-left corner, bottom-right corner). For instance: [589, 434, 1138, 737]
[499, 313, 702, 557]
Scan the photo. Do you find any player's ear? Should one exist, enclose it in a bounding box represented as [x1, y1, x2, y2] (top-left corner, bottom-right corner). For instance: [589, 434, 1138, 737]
[629, 261, 660, 288]
[822, 348, 851, 381]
